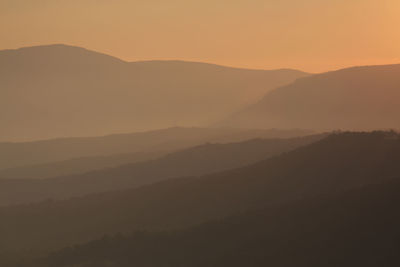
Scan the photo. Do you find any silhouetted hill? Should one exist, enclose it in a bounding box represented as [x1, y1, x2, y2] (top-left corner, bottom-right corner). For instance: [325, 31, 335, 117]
[0, 44, 308, 142]
[222, 64, 400, 130]
[30, 177, 400, 267]
[1, 132, 399, 254]
[0, 134, 323, 206]
[0, 127, 312, 171]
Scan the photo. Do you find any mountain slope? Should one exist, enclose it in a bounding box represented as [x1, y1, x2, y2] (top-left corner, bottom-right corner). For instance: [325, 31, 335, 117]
[0, 132, 399, 253]
[0, 127, 312, 171]
[0, 44, 309, 142]
[31, 177, 400, 267]
[222, 64, 400, 130]
[0, 134, 322, 206]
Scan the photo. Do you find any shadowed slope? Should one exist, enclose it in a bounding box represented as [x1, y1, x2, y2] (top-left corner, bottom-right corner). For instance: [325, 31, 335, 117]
[31, 177, 400, 267]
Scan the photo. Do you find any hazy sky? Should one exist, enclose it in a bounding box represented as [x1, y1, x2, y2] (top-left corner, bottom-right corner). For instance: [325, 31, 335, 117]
[1, 0, 399, 72]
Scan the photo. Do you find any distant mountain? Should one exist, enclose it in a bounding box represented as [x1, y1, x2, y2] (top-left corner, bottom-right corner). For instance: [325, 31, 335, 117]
[0, 44, 308, 142]
[32, 176, 400, 267]
[1, 131, 399, 254]
[0, 134, 323, 206]
[0, 127, 313, 171]
[222, 64, 400, 131]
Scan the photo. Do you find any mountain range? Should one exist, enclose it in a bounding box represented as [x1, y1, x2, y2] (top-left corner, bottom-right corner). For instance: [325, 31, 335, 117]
[1, 131, 399, 259]
[0, 44, 308, 142]
[0, 127, 312, 172]
[2, 43, 400, 267]
[0, 134, 322, 206]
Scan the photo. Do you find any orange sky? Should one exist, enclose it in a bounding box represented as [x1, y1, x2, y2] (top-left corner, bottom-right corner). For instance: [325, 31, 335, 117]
[1, 0, 400, 72]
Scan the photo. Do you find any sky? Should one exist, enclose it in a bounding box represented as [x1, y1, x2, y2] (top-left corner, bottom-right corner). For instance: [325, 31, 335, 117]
[1, 0, 400, 72]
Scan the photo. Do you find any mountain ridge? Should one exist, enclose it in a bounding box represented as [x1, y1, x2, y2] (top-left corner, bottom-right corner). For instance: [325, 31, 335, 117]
[0, 127, 313, 171]
[221, 64, 400, 131]
[1, 131, 399, 253]
[2, 44, 308, 73]
[0, 44, 309, 141]
[29, 175, 400, 267]
[0, 134, 323, 206]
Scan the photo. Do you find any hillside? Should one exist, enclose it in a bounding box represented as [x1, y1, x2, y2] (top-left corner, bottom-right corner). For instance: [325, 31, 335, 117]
[29, 177, 400, 267]
[222, 64, 400, 131]
[0, 127, 312, 171]
[0, 134, 323, 206]
[0, 44, 308, 142]
[0, 132, 399, 254]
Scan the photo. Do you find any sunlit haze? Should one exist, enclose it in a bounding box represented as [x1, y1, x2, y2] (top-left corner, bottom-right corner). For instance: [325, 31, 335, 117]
[1, 0, 399, 72]
[2, 1, 400, 266]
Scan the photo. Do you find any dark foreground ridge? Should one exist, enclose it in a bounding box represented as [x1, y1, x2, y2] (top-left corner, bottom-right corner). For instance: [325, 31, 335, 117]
[33, 177, 400, 267]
